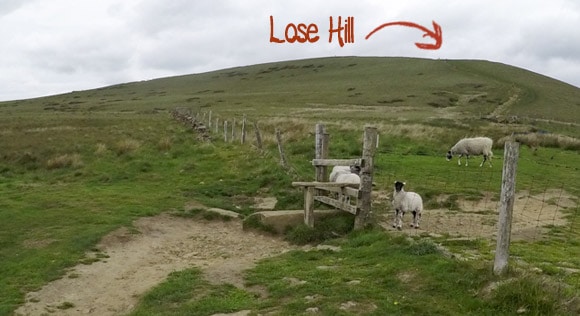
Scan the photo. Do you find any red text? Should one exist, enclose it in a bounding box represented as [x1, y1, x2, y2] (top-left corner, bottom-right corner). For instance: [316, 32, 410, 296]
[328, 16, 355, 47]
[269, 15, 320, 44]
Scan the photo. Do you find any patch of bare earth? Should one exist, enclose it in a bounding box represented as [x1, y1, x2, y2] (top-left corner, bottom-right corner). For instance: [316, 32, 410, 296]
[15, 212, 296, 316]
[380, 189, 577, 241]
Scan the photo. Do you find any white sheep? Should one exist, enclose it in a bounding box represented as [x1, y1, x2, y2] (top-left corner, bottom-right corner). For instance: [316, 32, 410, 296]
[446, 137, 493, 167]
[392, 181, 423, 230]
[329, 165, 361, 182]
[329, 166, 350, 182]
[335, 173, 360, 186]
[329, 165, 361, 205]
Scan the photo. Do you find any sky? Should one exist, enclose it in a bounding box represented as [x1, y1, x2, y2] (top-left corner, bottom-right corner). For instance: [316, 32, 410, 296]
[1, 0, 579, 101]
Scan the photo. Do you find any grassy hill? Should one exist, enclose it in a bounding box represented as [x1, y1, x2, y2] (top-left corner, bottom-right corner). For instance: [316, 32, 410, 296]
[1, 57, 579, 315]
[4, 57, 579, 119]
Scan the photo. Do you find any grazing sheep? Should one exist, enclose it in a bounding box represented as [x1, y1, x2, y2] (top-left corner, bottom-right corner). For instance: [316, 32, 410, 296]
[446, 137, 493, 167]
[392, 181, 423, 230]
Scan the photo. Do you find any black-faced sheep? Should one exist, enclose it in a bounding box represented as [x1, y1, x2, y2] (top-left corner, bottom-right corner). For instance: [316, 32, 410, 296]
[446, 137, 493, 167]
[392, 181, 423, 230]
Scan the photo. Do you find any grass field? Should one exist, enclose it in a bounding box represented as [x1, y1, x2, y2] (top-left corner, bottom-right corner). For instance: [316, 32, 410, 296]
[1, 56, 579, 315]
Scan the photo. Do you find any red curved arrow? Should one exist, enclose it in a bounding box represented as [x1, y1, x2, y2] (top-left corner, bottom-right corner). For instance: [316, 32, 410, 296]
[365, 21, 442, 50]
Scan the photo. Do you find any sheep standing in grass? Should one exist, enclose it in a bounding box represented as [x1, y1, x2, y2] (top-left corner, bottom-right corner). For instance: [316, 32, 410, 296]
[446, 137, 493, 167]
[392, 181, 423, 230]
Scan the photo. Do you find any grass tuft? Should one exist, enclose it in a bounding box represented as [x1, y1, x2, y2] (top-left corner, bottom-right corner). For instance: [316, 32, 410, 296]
[46, 153, 83, 170]
[115, 139, 141, 156]
[488, 276, 567, 314]
[95, 143, 108, 155]
[285, 213, 354, 245]
[157, 137, 172, 152]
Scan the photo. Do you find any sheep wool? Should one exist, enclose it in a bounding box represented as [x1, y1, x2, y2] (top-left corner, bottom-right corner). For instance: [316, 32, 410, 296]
[335, 173, 361, 186]
[392, 181, 423, 229]
[329, 165, 361, 182]
[446, 137, 493, 167]
[329, 166, 351, 182]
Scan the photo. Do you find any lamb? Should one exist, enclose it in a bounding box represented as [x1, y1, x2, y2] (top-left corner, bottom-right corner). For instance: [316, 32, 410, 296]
[446, 137, 493, 167]
[392, 181, 423, 230]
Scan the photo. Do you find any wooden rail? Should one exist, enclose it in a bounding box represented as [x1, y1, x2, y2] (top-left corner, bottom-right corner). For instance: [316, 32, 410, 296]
[293, 124, 377, 230]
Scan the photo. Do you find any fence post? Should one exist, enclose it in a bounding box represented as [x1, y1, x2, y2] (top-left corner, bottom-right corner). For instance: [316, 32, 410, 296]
[241, 114, 247, 144]
[215, 118, 219, 134]
[493, 141, 520, 275]
[354, 126, 378, 230]
[275, 129, 288, 168]
[315, 124, 327, 182]
[304, 186, 315, 228]
[224, 121, 228, 142]
[208, 111, 212, 128]
[253, 121, 263, 150]
[231, 118, 236, 142]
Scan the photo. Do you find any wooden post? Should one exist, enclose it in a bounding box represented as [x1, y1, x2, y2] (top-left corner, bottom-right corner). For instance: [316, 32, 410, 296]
[315, 124, 327, 182]
[494, 141, 520, 275]
[253, 121, 263, 150]
[241, 114, 247, 144]
[354, 126, 378, 230]
[215, 118, 219, 134]
[224, 121, 228, 142]
[322, 133, 329, 166]
[275, 129, 288, 168]
[231, 118, 236, 142]
[304, 186, 315, 227]
[208, 111, 212, 128]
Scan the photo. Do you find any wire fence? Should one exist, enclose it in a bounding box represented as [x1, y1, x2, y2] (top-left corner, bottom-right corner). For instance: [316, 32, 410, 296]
[171, 108, 578, 241]
[170, 108, 579, 279]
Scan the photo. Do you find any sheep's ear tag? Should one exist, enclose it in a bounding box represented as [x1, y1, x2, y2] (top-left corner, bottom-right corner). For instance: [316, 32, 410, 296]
[403, 182, 406, 185]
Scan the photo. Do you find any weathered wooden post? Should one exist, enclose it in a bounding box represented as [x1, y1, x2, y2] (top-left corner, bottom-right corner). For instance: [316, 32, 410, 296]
[224, 121, 228, 142]
[315, 124, 328, 182]
[354, 126, 378, 230]
[275, 129, 288, 168]
[208, 110, 212, 128]
[253, 121, 263, 150]
[231, 118, 236, 142]
[215, 118, 219, 134]
[493, 141, 520, 275]
[241, 114, 247, 144]
[304, 186, 315, 227]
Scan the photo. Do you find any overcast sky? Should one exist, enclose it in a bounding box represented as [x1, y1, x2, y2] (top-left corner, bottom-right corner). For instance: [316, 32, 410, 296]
[1, 0, 579, 101]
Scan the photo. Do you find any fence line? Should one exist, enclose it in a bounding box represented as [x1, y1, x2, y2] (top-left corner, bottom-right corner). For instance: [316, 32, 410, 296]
[171, 108, 579, 279]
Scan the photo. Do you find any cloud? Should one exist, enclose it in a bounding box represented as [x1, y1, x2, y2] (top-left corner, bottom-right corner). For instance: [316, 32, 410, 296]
[0, 0, 578, 101]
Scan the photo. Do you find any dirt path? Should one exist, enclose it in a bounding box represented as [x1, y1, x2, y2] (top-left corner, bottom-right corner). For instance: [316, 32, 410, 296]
[379, 189, 577, 241]
[15, 189, 577, 315]
[15, 213, 295, 316]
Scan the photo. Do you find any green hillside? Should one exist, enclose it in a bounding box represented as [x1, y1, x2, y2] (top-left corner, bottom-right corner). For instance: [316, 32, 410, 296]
[0, 57, 579, 315]
[3, 56, 578, 144]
